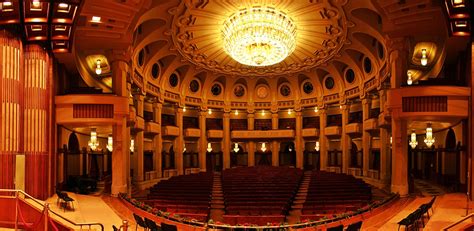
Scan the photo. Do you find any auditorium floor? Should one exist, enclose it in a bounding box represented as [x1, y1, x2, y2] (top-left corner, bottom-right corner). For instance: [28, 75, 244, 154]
[15, 192, 471, 231]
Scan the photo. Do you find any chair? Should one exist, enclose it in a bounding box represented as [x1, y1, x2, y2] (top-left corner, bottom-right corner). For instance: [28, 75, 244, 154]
[327, 225, 344, 231]
[56, 190, 75, 212]
[144, 218, 161, 231]
[133, 213, 148, 231]
[346, 221, 363, 231]
[413, 208, 424, 228]
[161, 223, 177, 231]
[112, 225, 120, 231]
[397, 212, 415, 231]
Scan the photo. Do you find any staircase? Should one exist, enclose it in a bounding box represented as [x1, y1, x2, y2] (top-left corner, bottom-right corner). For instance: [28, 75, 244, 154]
[209, 172, 225, 222]
[287, 171, 312, 223]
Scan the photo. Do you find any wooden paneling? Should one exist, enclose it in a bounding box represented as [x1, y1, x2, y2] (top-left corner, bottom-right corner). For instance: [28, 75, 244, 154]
[73, 104, 114, 118]
[402, 96, 447, 112]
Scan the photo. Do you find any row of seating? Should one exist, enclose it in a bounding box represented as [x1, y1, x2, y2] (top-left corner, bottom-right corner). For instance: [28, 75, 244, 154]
[132, 213, 177, 231]
[397, 196, 436, 230]
[327, 221, 363, 231]
[222, 167, 303, 224]
[144, 172, 213, 221]
[302, 171, 372, 219]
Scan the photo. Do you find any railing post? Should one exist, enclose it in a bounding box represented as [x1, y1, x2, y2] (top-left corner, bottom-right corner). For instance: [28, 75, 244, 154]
[122, 220, 129, 231]
[14, 190, 18, 231]
[44, 203, 50, 231]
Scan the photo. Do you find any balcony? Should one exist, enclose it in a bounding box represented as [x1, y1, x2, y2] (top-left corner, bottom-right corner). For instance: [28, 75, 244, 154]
[162, 126, 179, 137]
[325, 126, 341, 137]
[208, 130, 223, 139]
[184, 128, 201, 138]
[302, 128, 319, 138]
[145, 121, 160, 134]
[133, 116, 145, 131]
[231, 130, 295, 139]
[378, 112, 390, 128]
[363, 118, 379, 131]
[345, 123, 362, 135]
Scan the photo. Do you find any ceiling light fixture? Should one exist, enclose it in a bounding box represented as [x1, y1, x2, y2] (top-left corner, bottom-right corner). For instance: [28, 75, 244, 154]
[233, 143, 240, 153]
[91, 16, 101, 23]
[420, 49, 428, 66]
[32, 0, 41, 9]
[452, 0, 465, 7]
[3, 2, 12, 7]
[222, 6, 297, 66]
[424, 123, 435, 148]
[88, 128, 99, 151]
[409, 130, 418, 149]
[407, 71, 413, 85]
[95, 59, 102, 75]
[58, 3, 68, 9]
[106, 134, 113, 152]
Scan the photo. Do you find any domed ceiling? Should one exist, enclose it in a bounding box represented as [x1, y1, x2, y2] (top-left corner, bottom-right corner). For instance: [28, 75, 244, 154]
[171, 0, 348, 76]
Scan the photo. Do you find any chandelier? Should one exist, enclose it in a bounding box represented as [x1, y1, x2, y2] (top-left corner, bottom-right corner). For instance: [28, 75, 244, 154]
[88, 128, 99, 151]
[261, 142, 267, 152]
[222, 6, 297, 66]
[130, 138, 135, 152]
[233, 143, 240, 153]
[424, 124, 435, 148]
[106, 134, 113, 152]
[409, 130, 418, 149]
[207, 143, 213, 153]
[315, 141, 320, 152]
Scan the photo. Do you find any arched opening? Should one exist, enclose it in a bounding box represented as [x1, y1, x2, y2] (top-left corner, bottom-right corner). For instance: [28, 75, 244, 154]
[279, 142, 296, 167]
[231, 144, 247, 167]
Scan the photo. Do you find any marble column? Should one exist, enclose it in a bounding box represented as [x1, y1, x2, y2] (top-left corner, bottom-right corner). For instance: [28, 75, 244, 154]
[295, 111, 303, 169]
[153, 102, 163, 178]
[379, 90, 390, 183]
[110, 52, 130, 196]
[223, 112, 231, 169]
[341, 105, 350, 174]
[319, 109, 328, 171]
[135, 95, 145, 182]
[175, 107, 184, 175]
[362, 98, 371, 177]
[198, 111, 207, 171]
[248, 113, 255, 166]
[391, 115, 408, 196]
[271, 113, 279, 166]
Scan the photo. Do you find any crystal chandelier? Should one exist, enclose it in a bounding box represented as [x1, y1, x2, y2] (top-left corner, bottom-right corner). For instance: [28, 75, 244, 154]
[130, 138, 135, 152]
[222, 6, 297, 66]
[424, 124, 435, 148]
[106, 134, 113, 152]
[315, 141, 320, 151]
[409, 130, 418, 149]
[88, 128, 99, 151]
[420, 49, 428, 66]
[207, 143, 213, 153]
[233, 143, 240, 153]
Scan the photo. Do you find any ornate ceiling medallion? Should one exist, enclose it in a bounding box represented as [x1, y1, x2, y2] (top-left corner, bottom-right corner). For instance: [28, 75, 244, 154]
[222, 6, 296, 67]
[171, 0, 347, 76]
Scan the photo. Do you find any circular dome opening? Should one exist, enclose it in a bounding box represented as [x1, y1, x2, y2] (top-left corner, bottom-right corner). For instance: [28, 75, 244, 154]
[151, 63, 160, 79]
[345, 68, 355, 83]
[325, 77, 335, 90]
[363, 57, 372, 74]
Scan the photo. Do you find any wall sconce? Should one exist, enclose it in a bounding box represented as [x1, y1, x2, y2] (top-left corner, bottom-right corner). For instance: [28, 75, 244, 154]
[183, 106, 186, 112]
[420, 49, 428, 66]
[314, 106, 318, 113]
[208, 108, 212, 115]
[95, 59, 102, 75]
[234, 110, 239, 116]
[407, 71, 413, 85]
[424, 123, 435, 148]
[315, 141, 320, 151]
[288, 109, 292, 115]
[409, 130, 418, 149]
[106, 134, 113, 152]
[233, 143, 240, 153]
[261, 110, 265, 116]
[130, 138, 135, 152]
[183, 145, 186, 153]
[261, 142, 267, 152]
[88, 128, 99, 151]
[207, 143, 212, 152]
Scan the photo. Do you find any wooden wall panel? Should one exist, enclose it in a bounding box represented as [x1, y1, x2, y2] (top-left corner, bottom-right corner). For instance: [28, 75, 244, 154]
[73, 104, 114, 118]
[0, 31, 22, 191]
[402, 96, 448, 112]
[24, 45, 50, 200]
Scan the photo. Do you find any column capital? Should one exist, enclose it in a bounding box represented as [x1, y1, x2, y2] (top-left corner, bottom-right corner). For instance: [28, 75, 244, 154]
[247, 113, 255, 118]
[105, 48, 132, 64]
[223, 112, 230, 118]
[176, 107, 184, 114]
[361, 98, 371, 105]
[341, 104, 350, 111]
[199, 111, 208, 117]
[271, 113, 279, 119]
[296, 111, 303, 117]
[134, 94, 145, 101]
[153, 101, 163, 109]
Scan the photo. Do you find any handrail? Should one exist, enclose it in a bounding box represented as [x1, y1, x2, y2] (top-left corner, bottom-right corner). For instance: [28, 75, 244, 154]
[0, 189, 105, 231]
[443, 213, 474, 230]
